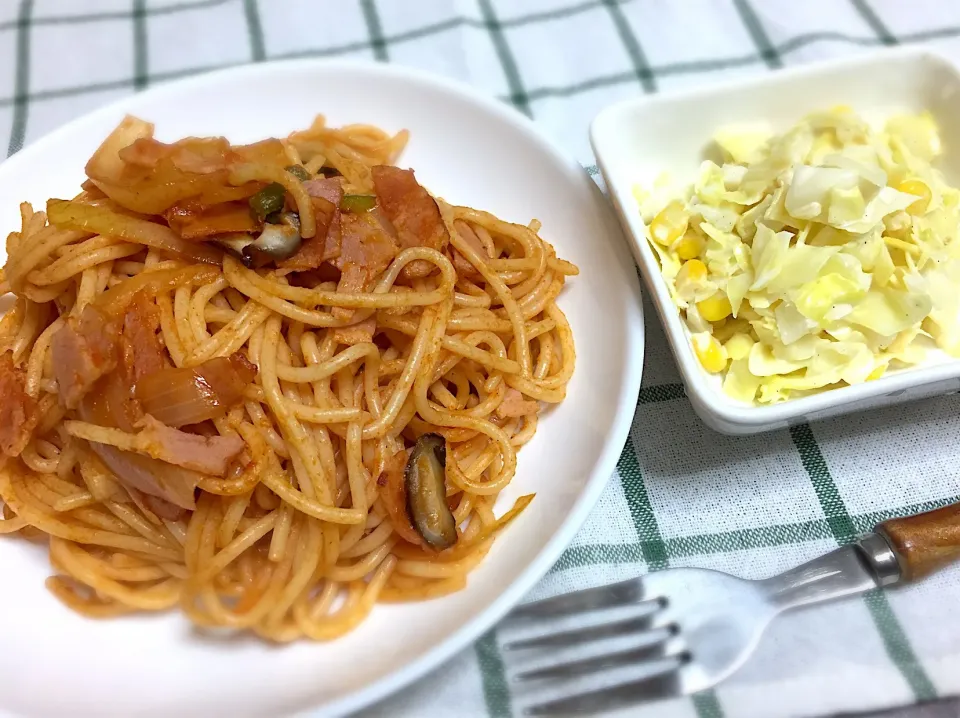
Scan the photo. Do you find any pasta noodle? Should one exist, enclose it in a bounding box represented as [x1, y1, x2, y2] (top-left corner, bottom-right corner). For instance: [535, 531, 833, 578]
[0, 114, 577, 641]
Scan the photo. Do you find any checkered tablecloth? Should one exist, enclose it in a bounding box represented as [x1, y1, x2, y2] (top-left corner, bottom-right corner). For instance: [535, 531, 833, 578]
[2, 1, 960, 717]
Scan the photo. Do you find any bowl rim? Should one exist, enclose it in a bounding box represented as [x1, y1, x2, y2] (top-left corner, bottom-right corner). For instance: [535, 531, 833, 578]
[590, 45, 960, 429]
[0, 57, 647, 717]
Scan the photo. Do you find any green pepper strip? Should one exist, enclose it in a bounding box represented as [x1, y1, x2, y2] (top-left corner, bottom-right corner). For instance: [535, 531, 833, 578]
[285, 164, 311, 181]
[340, 194, 377, 213]
[249, 183, 286, 219]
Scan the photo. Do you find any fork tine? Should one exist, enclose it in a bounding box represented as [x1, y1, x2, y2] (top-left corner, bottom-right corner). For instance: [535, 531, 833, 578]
[504, 607, 664, 651]
[524, 664, 684, 716]
[514, 629, 676, 682]
[507, 579, 644, 621]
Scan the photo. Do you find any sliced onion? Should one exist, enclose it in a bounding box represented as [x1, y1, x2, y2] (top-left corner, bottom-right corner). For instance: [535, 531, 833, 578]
[135, 353, 256, 427]
[85, 115, 154, 184]
[95, 265, 220, 316]
[79, 373, 201, 510]
[46, 199, 221, 265]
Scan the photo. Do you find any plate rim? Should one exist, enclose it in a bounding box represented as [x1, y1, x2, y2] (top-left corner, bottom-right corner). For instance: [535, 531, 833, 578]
[0, 58, 646, 717]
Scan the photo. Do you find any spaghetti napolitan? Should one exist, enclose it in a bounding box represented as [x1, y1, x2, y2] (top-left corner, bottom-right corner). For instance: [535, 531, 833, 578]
[0, 115, 577, 640]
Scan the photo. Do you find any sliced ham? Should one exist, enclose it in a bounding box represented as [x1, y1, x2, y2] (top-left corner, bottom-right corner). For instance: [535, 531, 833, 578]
[371, 165, 449, 279]
[0, 352, 37, 457]
[332, 316, 377, 346]
[170, 138, 239, 175]
[117, 136, 238, 175]
[321, 208, 343, 263]
[52, 305, 120, 409]
[279, 179, 344, 271]
[334, 212, 399, 278]
[303, 177, 344, 205]
[127, 486, 188, 522]
[496, 388, 539, 419]
[116, 137, 170, 170]
[121, 291, 166, 385]
[314, 211, 400, 323]
[450, 219, 487, 280]
[136, 415, 244, 476]
[331, 262, 367, 323]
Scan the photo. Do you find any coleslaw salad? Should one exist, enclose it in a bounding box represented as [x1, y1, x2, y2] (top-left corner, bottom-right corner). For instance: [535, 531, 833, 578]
[635, 107, 960, 405]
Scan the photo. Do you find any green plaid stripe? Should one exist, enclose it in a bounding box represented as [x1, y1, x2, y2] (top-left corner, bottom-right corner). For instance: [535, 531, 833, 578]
[850, 0, 898, 46]
[557, 498, 960, 569]
[243, 0, 266, 62]
[620, 434, 725, 716]
[693, 692, 726, 718]
[790, 424, 856, 542]
[559, 388, 960, 569]
[733, 0, 783, 69]
[518, 24, 960, 102]
[863, 590, 937, 700]
[132, 0, 148, 90]
[6, 0, 32, 158]
[2, 12, 960, 114]
[790, 424, 937, 701]
[620, 438, 668, 570]
[478, 0, 532, 117]
[0, 0, 611, 35]
[360, 0, 388, 61]
[601, 0, 656, 93]
[2, 24, 958, 113]
[0, 0, 233, 31]
[477, 629, 512, 717]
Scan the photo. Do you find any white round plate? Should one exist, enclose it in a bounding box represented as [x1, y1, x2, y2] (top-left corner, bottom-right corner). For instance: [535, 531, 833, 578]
[0, 61, 644, 717]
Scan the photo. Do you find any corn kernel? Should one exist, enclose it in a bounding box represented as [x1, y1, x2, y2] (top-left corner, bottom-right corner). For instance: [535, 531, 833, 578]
[697, 292, 733, 322]
[896, 178, 932, 215]
[712, 317, 747, 343]
[724, 332, 755, 361]
[692, 333, 728, 373]
[649, 201, 688, 247]
[676, 258, 707, 286]
[673, 230, 704, 260]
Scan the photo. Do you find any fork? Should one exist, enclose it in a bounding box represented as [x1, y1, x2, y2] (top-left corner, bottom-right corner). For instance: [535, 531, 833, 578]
[501, 501, 960, 716]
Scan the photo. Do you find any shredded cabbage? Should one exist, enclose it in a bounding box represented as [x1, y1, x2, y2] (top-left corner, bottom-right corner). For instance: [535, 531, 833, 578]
[635, 107, 960, 404]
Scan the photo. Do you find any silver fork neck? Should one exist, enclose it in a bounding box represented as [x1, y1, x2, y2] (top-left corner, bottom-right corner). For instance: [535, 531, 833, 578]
[857, 532, 901, 586]
[758, 535, 901, 611]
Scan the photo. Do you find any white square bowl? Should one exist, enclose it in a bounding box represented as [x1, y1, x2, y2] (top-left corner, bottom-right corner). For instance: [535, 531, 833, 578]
[591, 47, 960, 435]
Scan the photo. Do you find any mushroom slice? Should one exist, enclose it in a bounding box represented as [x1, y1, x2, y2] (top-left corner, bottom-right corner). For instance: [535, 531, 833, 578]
[405, 433, 457, 550]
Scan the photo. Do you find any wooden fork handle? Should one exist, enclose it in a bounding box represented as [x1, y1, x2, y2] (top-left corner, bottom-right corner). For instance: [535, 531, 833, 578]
[877, 502, 960, 582]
